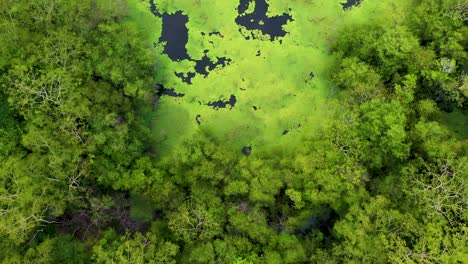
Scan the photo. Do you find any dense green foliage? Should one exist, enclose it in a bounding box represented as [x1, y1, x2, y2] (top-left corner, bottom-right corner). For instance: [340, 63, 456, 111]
[0, 0, 467, 263]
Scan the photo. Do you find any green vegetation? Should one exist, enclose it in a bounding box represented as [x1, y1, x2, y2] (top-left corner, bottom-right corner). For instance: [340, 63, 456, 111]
[0, 0, 467, 263]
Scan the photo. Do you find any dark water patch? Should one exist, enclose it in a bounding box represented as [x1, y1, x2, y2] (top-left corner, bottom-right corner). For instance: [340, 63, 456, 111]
[238, 0, 251, 14]
[152, 3, 232, 84]
[207, 95, 237, 110]
[154, 84, 185, 98]
[160, 88, 185, 97]
[159, 11, 190, 61]
[195, 114, 202, 125]
[235, 0, 293, 41]
[341, 0, 362, 10]
[281, 123, 301, 135]
[242, 145, 252, 156]
[194, 55, 232, 77]
[149, 0, 161, 17]
[209, 31, 223, 37]
[175, 72, 196, 84]
[306, 72, 315, 83]
[175, 55, 231, 84]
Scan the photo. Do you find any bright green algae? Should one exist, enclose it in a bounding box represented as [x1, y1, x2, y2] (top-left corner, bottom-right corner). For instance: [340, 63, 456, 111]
[128, 0, 407, 157]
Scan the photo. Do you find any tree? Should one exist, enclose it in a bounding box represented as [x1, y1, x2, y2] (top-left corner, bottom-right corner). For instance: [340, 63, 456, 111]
[167, 193, 224, 243]
[358, 99, 409, 170]
[333, 57, 384, 103]
[331, 196, 420, 263]
[0, 0, 156, 246]
[92, 229, 178, 264]
[23, 235, 91, 264]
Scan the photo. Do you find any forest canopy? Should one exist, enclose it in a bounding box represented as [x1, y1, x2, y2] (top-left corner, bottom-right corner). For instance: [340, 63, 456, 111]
[0, 0, 467, 263]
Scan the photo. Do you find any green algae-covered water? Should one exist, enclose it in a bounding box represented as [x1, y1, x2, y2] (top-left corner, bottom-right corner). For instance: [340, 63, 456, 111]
[128, 0, 409, 157]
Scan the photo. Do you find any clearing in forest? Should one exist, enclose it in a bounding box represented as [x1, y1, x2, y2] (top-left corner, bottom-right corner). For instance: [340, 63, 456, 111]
[129, 0, 383, 156]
